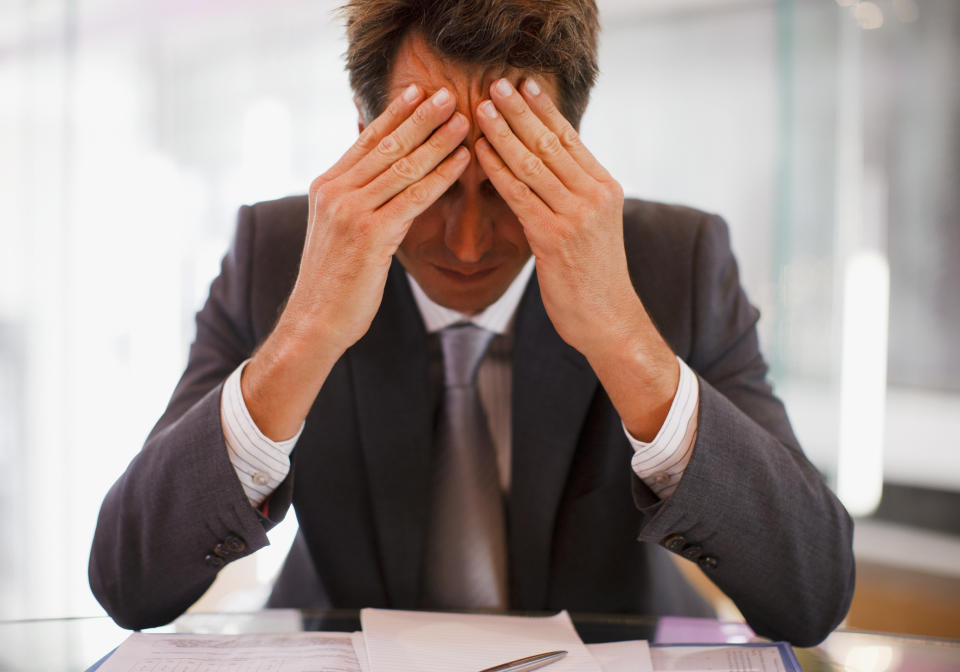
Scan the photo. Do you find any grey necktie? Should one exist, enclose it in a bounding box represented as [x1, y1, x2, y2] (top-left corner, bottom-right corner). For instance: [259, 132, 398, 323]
[423, 324, 508, 609]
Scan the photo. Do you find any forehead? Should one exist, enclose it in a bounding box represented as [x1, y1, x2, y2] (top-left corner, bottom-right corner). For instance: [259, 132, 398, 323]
[386, 30, 557, 105]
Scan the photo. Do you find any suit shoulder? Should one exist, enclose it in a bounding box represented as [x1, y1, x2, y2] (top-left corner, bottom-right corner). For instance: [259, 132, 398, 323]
[623, 197, 717, 244]
[238, 195, 309, 338]
[244, 194, 310, 247]
[622, 197, 726, 270]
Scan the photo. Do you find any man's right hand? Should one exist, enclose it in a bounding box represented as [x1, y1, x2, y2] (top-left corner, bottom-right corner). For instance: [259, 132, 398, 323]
[240, 85, 470, 441]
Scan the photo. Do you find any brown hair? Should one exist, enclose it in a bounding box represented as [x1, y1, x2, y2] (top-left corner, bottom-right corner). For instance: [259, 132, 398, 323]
[339, 0, 599, 127]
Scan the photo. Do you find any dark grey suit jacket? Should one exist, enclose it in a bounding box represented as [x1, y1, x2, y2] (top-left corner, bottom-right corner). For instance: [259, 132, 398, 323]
[89, 196, 854, 646]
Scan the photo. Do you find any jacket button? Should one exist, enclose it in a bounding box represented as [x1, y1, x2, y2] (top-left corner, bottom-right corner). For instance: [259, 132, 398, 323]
[212, 543, 228, 558]
[223, 535, 246, 553]
[681, 544, 703, 561]
[204, 553, 226, 569]
[698, 554, 718, 570]
[661, 533, 687, 553]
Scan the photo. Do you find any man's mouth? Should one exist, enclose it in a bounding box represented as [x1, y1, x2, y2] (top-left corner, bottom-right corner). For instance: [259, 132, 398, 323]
[432, 264, 497, 282]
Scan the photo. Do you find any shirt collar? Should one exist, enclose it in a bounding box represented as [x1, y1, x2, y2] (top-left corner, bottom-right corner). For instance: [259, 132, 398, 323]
[406, 256, 536, 335]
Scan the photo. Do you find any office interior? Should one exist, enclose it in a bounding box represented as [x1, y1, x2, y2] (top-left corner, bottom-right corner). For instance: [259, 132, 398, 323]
[0, 0, 957, 642]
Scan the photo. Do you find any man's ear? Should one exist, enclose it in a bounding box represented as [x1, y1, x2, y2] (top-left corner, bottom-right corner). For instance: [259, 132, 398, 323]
[354, 96, 367, 134]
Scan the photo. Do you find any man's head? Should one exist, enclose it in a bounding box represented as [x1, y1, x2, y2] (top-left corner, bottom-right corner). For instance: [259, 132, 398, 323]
[339, 0, 600, 314]
[341, 0, 600, 129]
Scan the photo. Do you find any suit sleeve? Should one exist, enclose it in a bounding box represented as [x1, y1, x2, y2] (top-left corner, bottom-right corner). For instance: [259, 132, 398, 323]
[632, 213, 855, 646]
[88, 205, 295, 630]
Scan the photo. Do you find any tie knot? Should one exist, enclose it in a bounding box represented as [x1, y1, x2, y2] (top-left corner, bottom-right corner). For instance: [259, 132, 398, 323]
[439, 324, 495, 387]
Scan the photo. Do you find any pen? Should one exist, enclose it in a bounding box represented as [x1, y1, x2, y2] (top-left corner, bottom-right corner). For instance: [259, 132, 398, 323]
[477, 650, 568, 672]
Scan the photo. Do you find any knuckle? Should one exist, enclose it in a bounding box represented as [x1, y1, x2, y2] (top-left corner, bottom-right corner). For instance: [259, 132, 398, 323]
[391, 156, 418, 181]
[609, 180, 624, 201]
[520, 154, 544, 179]
[355, 128, 378, 152]
[309, 176, 327, 196]
[585, 184, 605, 203]
[510, 180, 532, 201]
[495, 124, 513, 140]
[536, 131, 562, 156]
[426, 132, 446, 152]
[406, 182, 431, 205]
[560, 126, 581, 148]
[328, 194, 355, 221]
[377, 134, 402, 159]
[411, 104, 430, 125]
[434, 159, 457, 181]
[385, 97, 404, 118]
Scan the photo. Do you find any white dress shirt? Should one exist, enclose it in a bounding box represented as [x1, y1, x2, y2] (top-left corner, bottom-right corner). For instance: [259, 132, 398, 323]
[220, 256, 698, 507]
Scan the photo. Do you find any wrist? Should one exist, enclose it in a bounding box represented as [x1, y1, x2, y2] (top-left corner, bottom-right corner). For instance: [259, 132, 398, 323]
[241, 309, 344, 441]
[585, 307, 680, 443]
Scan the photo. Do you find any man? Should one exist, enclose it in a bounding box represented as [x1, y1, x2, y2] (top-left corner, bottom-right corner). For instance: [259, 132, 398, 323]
[89, 0, 855, 646]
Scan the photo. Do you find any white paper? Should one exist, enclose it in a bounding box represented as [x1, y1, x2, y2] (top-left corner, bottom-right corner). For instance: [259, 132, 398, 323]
[586, 640, 654, 672]
[352, 630, 372, 672]
[650, 645, 789, 672]
[360, 608, 602, 672]
[97, 631, 361, 672]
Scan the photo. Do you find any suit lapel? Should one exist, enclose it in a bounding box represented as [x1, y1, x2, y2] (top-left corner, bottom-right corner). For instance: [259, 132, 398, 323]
[509, 273, 598, 609]
[348, 260, 433, 608]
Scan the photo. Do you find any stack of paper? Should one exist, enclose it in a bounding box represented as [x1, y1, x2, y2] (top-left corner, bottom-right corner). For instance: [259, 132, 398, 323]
[358, 608, 651, 672]
[91, 611, 798, 672]
[92, 610, 652, 672]
[95, 631, 362, 671]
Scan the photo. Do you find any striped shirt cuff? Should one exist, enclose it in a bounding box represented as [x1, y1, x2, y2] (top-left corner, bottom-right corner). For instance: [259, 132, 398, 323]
[220, 359, 303, 508]
[624, 357, 699, 500]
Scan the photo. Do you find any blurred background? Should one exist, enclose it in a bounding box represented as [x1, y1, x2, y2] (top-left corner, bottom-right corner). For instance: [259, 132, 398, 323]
[1, 0, 957, 639]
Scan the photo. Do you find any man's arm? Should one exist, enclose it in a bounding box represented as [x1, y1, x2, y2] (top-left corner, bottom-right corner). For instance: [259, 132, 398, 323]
[473, 78, 678, 441]
[89, 84, 472, 629]
[88, 205, 281, 630]
[241, 84, 469, 441]
[474, 79, 854, 646]
[631, 212, 854, 646]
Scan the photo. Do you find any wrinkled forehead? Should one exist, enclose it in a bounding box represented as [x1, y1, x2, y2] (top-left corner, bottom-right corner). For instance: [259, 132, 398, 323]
[385, 30, 558, 121]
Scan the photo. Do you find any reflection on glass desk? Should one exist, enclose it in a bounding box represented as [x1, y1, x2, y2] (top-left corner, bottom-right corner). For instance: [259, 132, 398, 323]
[0, 610, 957, 672]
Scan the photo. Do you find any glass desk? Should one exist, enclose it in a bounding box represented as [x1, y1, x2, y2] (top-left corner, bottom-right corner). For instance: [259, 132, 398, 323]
[0, 610, 957, 672]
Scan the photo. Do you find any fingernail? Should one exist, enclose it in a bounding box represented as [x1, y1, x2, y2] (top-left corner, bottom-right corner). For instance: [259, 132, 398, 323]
[403, 84, 419, 103]
[495, 78, 513, 97]
[480, 100, 498, 119]
[449, 112, 468, 130]
[453, 146, 469, 161]
[433, 88, 451, 106]
[524, 78, 541, 96]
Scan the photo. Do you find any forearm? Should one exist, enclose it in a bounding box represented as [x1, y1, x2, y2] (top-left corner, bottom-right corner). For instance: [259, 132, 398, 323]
[89, 384, 280, 630]
[635, 380, 855, 646]
[583, 298, 681, 443]
[241, 308, 345, 441]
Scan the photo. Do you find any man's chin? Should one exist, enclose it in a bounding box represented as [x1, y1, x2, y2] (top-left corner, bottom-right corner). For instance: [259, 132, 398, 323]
[421, 267, 510, 315]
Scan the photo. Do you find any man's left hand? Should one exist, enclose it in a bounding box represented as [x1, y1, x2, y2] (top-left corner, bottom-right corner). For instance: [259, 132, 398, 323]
[474, 77, 680, 441]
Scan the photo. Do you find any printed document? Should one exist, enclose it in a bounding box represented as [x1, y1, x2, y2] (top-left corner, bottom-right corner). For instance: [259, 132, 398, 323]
[96, 631, 361, 672]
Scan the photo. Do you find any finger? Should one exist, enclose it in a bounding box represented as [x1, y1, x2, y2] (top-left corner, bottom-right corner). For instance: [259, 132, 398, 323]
[475, 98, 576, 214]
[474, 137, 552, 229]
[345, 87, 458, 189]
[488, 78, 594, 193]
[360, 112, 470, 208]
[376, 145, 471, 227]
[518, 78, 612, 183]
[322, 84, 425, 185]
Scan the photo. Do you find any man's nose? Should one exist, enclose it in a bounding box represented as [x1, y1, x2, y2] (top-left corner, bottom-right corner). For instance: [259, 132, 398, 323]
[444, 161, 492, 264]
